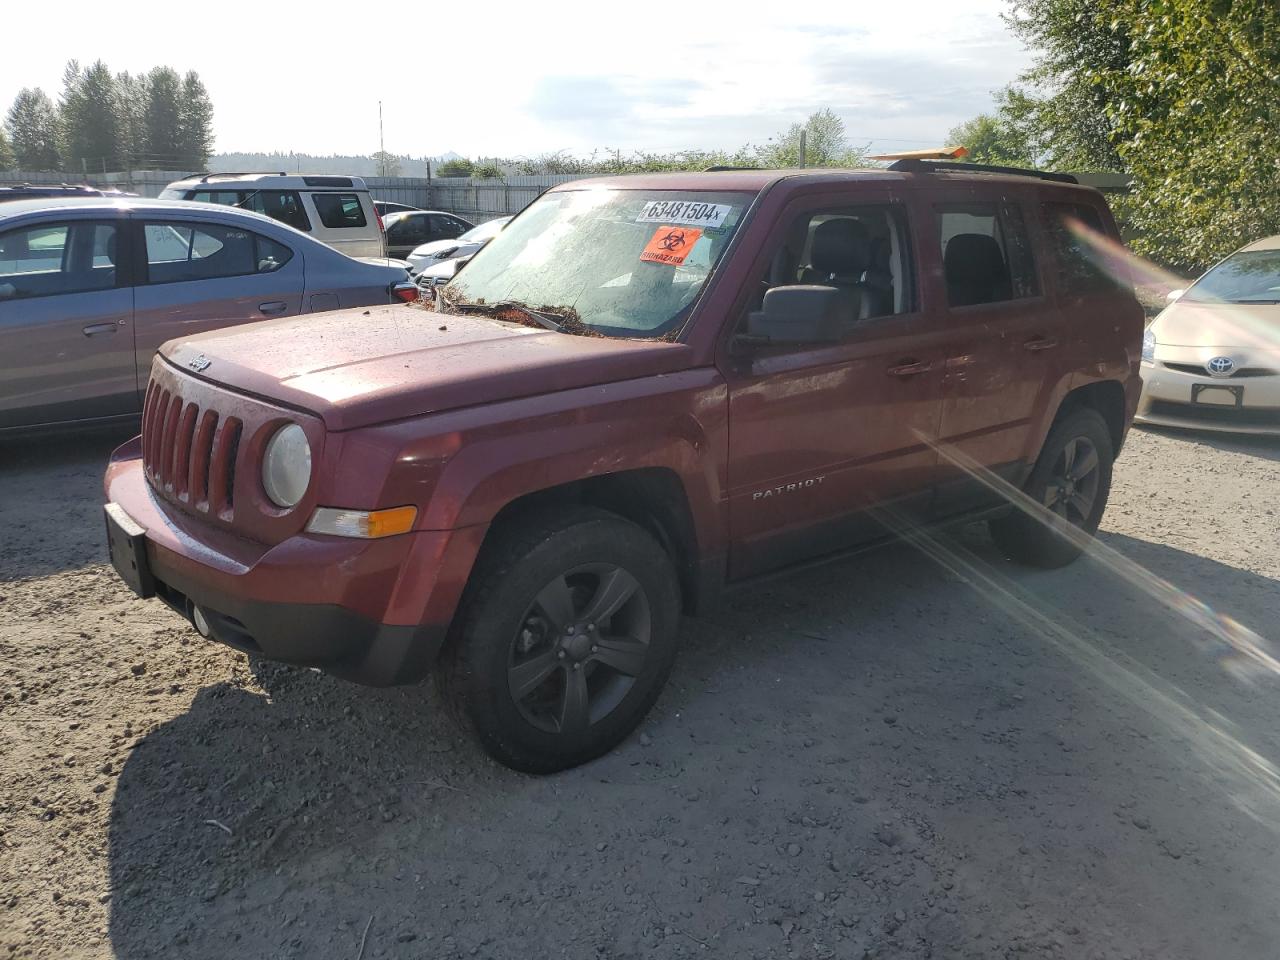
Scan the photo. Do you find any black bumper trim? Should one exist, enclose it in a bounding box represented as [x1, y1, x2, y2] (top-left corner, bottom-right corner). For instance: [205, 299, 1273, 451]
[150, 567, 447, 687]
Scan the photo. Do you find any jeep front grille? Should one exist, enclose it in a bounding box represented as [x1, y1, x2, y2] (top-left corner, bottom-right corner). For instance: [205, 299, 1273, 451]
[142, 381, 242, 517]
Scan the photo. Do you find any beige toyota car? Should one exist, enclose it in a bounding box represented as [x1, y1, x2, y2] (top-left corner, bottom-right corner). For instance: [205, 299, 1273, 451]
[1137, 235, 1280, 434]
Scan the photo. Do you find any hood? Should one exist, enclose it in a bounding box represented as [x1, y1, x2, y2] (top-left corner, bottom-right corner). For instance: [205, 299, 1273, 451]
[408, 239, 460, 260]
[161, 305, 693, 431]
[1151, 299, 1280, 349]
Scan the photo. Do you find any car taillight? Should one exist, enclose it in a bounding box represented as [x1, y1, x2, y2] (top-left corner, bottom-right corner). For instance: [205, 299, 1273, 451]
[391, 281, 419, 303]
[375, 209, 385, 234]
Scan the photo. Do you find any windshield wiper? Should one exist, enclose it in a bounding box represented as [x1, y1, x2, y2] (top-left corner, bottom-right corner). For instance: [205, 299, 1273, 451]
[1229, 298, 1280, 304]
[449, 299, 568, 333]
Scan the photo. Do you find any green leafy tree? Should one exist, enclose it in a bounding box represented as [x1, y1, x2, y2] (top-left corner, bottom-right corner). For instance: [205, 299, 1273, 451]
[473, 161, 504, 180]
[4, 88, 61, 169]
[176, 71, 214, 168]
[60, 60, 123, 172]
[1007, 0, 1280, 270]
[756, 108, 867, 168]
[1003, 0, 1130, 171]
[144, 67, 183, 168]
[947, 109, 1037, 167]
[0, 126, 14, 169]
[436, 157, 474, 178]
[1104, 0, 1280, 270]
[372, 150, 402, 177]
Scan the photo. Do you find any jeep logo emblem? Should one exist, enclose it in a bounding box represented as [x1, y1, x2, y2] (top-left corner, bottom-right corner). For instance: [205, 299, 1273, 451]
[188, 354, 212, 372]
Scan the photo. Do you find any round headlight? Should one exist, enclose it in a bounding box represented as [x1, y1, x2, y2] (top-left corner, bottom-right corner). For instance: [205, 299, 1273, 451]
[262, 423, 312, 508]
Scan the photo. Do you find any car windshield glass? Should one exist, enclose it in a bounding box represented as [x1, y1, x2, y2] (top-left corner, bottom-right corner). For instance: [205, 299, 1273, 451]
[441, 189, 752, 337]
[1183, 249, 1280, 303]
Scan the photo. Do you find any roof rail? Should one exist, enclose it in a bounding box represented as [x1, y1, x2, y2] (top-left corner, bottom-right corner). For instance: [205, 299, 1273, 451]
[887, 158, 1078, 184]
[703, 165, 760, 172]
[195, 171, 288, 182]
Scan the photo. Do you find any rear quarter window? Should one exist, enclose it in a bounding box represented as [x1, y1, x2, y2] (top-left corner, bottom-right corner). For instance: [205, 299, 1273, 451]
[1043, 202, 1119, 295]
[311, 193, 368, 229]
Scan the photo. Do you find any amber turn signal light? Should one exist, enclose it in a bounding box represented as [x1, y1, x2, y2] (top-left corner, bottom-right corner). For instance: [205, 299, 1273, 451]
[306, 505, 417, 539]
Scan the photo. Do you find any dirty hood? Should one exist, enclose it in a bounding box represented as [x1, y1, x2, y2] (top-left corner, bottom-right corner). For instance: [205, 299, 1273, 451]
[161, 305, 693, 431]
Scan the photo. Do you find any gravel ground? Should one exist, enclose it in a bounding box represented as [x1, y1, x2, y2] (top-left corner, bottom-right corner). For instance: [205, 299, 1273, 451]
[2, 425, 1280, 960]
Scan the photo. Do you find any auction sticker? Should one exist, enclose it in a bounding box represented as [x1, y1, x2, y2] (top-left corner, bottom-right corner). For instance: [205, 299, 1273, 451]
[636, 200, 732, 228]
[640, 226, 703, 266]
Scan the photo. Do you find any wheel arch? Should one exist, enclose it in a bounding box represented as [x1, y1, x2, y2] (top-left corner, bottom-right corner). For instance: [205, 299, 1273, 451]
[1054, 379, 1127, 454]
[471, 467, 715, 617]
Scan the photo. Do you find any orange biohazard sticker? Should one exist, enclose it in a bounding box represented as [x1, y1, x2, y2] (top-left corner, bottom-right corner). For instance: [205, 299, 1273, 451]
[639, 225, 702, 266]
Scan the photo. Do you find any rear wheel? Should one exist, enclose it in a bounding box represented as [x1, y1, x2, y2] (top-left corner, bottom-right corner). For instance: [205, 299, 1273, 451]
[439, 507, 681, 773]
[989, 408, 1114, 568]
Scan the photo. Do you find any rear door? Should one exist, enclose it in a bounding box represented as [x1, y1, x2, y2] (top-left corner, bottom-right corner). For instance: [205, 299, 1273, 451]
[924, 187, 1059, 515]
[385, 213, 431, 258]
[721, 188, 946, 578]
[0, 216, 137, 429]
[130, 217, 304, 386]
[304, 191, 383, 258]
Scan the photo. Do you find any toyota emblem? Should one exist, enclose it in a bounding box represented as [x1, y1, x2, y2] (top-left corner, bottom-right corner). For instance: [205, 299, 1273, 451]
[1205, 356, 1235, 377]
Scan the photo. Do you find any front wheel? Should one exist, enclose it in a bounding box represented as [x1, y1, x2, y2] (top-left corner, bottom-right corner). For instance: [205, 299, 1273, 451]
[439, 507, 681, 773]
[989, 408, 1114, 568]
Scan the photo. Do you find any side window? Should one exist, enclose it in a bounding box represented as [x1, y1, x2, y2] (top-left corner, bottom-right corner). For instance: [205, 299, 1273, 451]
[937, 202, 1039, 307]
[434, 215, 464, 239]
[311, 193, 367, 229]
[251, 191, 311, 232]
[0, 222, 119, 300]
[749, 203, 915, 326]
[1043, 202, 1115, 294]
[190, 190, 243, 207]
[143, 221, 293, 284]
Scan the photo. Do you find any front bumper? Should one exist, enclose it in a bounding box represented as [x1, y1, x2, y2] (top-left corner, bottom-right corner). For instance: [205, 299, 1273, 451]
[1136, 360, 1280, 435]
[104, 438, 486, 686]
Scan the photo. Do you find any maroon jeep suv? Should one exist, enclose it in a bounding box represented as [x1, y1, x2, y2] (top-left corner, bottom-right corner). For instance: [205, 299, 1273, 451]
[104, 164, 1143, 772]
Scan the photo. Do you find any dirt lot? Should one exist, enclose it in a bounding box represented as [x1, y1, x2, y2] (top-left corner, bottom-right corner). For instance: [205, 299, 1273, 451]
[3, 425, 1280, 960]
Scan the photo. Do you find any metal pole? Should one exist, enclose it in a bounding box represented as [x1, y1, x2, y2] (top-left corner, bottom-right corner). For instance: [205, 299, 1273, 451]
[378, 101, 385, 174]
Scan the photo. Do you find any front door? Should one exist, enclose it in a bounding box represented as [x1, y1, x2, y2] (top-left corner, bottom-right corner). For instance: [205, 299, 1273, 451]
[131, 218, 304, 386]
[0, 217, 137, 429]
[721, 193, 945, 579]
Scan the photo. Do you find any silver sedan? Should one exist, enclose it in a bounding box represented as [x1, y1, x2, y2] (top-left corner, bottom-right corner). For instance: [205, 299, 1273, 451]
[0, 196, 416, 433]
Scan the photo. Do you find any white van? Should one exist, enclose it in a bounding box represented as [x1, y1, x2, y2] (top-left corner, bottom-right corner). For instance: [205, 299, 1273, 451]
[160, 173, 386, 259]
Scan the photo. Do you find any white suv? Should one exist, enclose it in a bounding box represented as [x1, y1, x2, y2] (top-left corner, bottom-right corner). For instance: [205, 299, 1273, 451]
[160, 173, 386, 259]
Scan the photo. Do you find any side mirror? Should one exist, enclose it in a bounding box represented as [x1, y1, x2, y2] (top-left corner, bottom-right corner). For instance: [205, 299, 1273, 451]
[1166, 288, 1185, 303]
[746, 285, 847, 344]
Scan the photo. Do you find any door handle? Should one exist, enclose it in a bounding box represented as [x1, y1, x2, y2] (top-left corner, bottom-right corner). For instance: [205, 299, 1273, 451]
[82, 322, 119, 337]
[887, 359, 932, 377]
[259, 301, 289, 316]
[1023, 336, 1059, 352]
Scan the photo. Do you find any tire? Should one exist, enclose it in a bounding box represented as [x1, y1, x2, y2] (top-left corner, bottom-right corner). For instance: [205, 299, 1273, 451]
[438, 506, 681, 773]
[989, 408, 1114, 569]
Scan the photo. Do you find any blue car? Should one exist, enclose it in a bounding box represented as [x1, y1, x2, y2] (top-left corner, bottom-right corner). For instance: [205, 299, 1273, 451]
[0, 196, 416, 433]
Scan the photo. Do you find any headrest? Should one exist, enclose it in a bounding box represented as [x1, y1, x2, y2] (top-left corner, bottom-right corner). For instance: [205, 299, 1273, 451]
[944, 233, 1005, 284]
[810, 218, 870, 277]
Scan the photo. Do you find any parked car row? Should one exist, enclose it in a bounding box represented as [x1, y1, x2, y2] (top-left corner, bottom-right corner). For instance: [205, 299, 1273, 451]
[0, 195, 415, 432]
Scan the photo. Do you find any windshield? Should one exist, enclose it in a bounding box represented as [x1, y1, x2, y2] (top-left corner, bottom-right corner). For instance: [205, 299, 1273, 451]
[1184, 249, 1280, 304]
[442, 189, 752, 337]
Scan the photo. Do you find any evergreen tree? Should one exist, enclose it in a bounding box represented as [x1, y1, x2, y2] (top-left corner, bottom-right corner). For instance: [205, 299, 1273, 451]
[144, 67, 183, 168]
[176, 71, 214, 168]
[0, 126, 14, 170]
[115, 71, 150, 170]
[60, 60, 122, 172]
[4, 88, 62, 169]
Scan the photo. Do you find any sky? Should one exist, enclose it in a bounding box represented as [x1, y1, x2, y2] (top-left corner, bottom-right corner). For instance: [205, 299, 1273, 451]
[2, 0, 1032, 160]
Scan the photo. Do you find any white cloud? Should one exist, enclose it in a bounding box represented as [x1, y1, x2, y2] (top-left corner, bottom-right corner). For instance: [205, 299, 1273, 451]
[0, 0, 1031, 158]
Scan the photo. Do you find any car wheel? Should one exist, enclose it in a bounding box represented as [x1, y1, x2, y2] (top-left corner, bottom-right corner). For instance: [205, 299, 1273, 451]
[989, 408, 1114, 569]
[438, 507, 681, 773]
